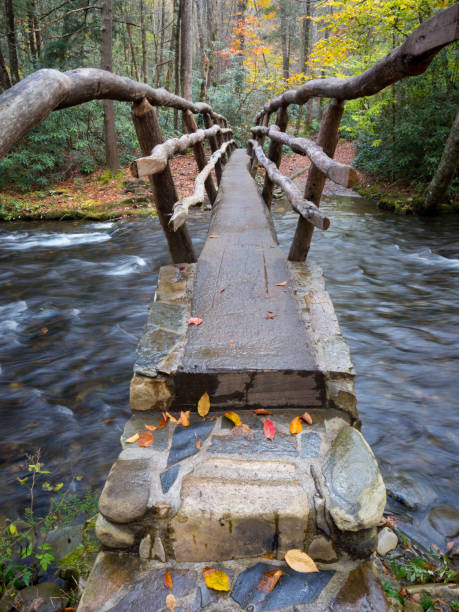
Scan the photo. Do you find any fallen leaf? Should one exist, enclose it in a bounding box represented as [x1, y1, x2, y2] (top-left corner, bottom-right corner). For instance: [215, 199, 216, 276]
[125, 432, 140, 444]
[188, 317, 203, 326]
[164, 568, 173, 590]
[144, 424, 157, 431]
[256, 569, 285, 593]
[264, 419, 275, 440]
[289, 416, 303, 435]
[165, 593, 177, 611]
[103, 418, 118, 424]
[137, 430, 154, 447]
[203, 567, 231, 591]
[176, 410, 190, 427]
[301, 411, 313, 426]
[276, 281, 287, 286]
[209, 235, 219, 239]
[264, 311, 276, 319]
[285, 549, 318, 573]
[224, 411, 242, 427]
[446, 541, 455, 552]
[260, 552, 274, 559]
[232, 424, 253, 438]
[197, 392, 210, 417]
[158, 413, 169, 429]
[230, 338, 235, 347]
[218, 288, 225, 293]
[40, 327, 48, 334]
[253, 408, 272, 415]
[196, 438, 202, 449]
[165, 411, 178, 423]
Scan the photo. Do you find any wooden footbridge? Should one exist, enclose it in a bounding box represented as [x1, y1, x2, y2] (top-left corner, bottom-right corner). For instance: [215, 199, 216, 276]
[0, 6, 457, 611]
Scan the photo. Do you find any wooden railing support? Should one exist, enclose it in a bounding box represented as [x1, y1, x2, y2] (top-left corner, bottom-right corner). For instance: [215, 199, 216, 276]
[183, 110, 217, 205]
[261, 106, 288, 208]
[131, 98, 196, 264]
[250, 112, 270, 175]
[203, 112, 223, 184]
[288, 98, 344, 262]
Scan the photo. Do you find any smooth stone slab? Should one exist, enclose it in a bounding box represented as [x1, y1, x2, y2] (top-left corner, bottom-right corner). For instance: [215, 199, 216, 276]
[231, 562, 334, 611]
[385, 473, 437, 511]
[428, 504, 459, 538]
[167, 415, 216, 466]
[300, 432, 322, 458]
[330, 561, 388, 611]
[160, 464, 180, 494]
[99, 457, 152, 524]
[208, 431, 298, 456]
[322, 425, 385, 532]
[122, 414, 169, 450]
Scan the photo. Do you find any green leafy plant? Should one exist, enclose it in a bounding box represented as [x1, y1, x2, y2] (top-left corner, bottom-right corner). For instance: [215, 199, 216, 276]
[382, 580, 404, 604]
[390, 550, 457, 586]
[0, 451, 99, 601]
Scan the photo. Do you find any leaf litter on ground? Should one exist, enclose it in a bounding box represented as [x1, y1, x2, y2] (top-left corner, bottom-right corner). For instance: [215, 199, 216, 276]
[285, 549, 318, 573]
[224, 411, 242, 427]
[264, 419, 275, 440]
[256, 569, 285, 593]
[203, 567, 231, 591]
[197, 392, 210, 417]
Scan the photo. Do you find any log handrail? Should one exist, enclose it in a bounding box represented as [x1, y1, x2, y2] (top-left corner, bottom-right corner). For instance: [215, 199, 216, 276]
[130, 124, 223, 177]
[169, 139, 235, 231]
[248, 139, 329, 231]
[255, 4, 458, 122]
[251, 125, 358, 188]
[0, 67, 229, 159]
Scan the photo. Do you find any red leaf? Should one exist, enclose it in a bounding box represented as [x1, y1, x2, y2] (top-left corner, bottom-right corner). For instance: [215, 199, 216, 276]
[164, 568, 173, 590]
[137, 430, 154, 447]
[301, 411, 313, 426]
[188, 317, 203, 326]
[264, 312, 275, 319]
[264, 419, 275, 440]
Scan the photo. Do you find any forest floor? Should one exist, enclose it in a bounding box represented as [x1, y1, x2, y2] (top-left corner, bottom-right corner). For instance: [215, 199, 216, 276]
[1, 141, 447, 222]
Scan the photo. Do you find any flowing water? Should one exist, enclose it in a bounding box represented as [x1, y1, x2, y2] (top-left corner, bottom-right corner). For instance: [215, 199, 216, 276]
[0, 198, 458, 542]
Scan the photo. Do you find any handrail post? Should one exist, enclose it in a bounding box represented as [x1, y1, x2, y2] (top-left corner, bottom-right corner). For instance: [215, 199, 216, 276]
[183, 110, 217, 205]
[288, 98, 344, 262]
[250, 112, 270, 175]
[131, 98, 196, 263]
[261, 106, 288, 208]
[203, 112, 223, 183]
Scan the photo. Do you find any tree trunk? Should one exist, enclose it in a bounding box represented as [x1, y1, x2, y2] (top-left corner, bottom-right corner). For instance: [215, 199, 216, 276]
[174, 0, 181, 129]
[180, 0, 193, 101]
[101, 0, 120, 173]
[280, 0, 290, 83]
[421, 108, 459, 214]
[127, 24, 140, 82]
[5, 0, 20, 83]
[0, 47, 11, 91]
[235, 0, 247, 91]
[140, 0, 148, 82]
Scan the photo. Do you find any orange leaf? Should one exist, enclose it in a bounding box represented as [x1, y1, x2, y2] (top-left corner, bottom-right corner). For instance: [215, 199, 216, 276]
[188, 317, 203, 326]
[276, 281, 287, 286]
[289, 416, 303, 435]
[40, 327, 48, 334]
[253, 408, 272, 415]
[176, 410, 190, 427]
[165, 411, 177, 423]
[197, 392, 210, 417]
[144, 424, 157, 431]
[256, 569, 285, 593]
[209, 235, 219, 238]
[202, 567, 231, 591]
[301, 411, 313, 426]
[137, 430, 154, 447]
[264, 311, 275, 319]
[103, 418, 118, 424]
[164, 568, 173, 590]
[125, 432, 140, 444]
[196, 438, 202, 449]
[264, 419, 275, 440]
[158, 413, 169, 429]
[224, 411, 242, 427]
[260, 552, 274, 559]
[284, 549, 318, 573]
[165, 593, 177, 611]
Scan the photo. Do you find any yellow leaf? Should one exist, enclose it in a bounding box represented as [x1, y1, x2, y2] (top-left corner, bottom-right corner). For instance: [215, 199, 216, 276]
[165, 593, 177, 611]
[125, 432, 140, 443]
[224, 411, 242, 427]
[289, 416, 303, 435]
[203, 567, 231, 591]
[284, 549, 319, 573]
[197, 392, 210, 417]
[165, 411, 177, 423]
[144, 424, 157, 431]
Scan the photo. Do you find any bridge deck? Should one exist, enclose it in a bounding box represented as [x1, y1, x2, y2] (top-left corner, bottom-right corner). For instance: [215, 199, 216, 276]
[184, 149, 316, 371]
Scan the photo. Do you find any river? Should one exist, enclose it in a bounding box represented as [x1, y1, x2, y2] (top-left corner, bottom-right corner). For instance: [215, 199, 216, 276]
[0, 196, 458, 545]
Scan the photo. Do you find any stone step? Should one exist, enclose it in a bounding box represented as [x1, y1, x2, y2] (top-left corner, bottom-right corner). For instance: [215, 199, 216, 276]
[96, 410, 385, 563]
[77, 551, 390, 611]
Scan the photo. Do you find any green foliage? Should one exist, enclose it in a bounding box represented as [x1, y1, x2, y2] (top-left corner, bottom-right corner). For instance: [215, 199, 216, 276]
[420, 594, 435, 610]
[0, 100, 138, 191]
[0, 451, 99, 601]
[382, 580, 404, 604]
[390, 550, 457, 586]
[350, 49, 459, 184]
